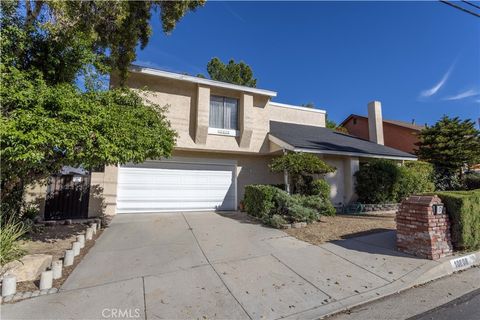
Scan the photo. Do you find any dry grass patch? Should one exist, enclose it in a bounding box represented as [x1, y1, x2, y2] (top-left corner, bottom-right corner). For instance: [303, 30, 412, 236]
[286, 213, 395, 245]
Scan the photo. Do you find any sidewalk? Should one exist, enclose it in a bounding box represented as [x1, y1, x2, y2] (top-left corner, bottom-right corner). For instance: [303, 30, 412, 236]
[1, 212, 479, 320]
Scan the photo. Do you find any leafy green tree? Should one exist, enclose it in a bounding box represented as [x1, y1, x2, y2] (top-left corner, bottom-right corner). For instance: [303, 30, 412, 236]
[270, 153, 335, 194]
[0, 0, 203, 215]
[206, 57, 257, 87]
[416, 116, 480, 190]
[2, 0, 205, 84]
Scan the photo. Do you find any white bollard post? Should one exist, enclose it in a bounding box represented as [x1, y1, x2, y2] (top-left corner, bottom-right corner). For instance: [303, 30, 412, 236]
[64, 249, 74, 266]
[77, 234, 85, 248]
[85, 228, 93, 240]
[39, 270, 53, 290]
[2, 275, 17, 297]
[51, 260, 63, 279]
[91, 223, 97, 235]
[72, 241, 81, 256]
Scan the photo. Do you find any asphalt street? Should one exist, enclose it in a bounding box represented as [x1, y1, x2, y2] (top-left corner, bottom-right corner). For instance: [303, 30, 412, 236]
[408, 288, 480, 320]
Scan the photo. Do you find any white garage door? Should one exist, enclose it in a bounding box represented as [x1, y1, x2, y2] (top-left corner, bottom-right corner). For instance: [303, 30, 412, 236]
[116, 159, 236, 213]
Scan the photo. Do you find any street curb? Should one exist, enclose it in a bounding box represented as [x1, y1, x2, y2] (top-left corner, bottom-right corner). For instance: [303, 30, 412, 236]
[282, 250, 480, 320]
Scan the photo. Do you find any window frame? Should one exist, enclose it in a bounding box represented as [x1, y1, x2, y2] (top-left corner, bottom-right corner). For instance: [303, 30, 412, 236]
[208, 95, 240, 137]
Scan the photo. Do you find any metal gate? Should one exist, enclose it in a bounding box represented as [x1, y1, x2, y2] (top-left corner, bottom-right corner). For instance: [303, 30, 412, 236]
[44, 174, 91, 220]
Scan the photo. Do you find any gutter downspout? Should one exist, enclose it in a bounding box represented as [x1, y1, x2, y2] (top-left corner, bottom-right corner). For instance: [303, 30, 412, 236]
[283, 149, 290, 194]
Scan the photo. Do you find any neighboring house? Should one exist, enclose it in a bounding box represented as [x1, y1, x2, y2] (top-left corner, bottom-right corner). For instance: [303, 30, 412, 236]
[340, 104, 425, 154]
[26, 66, 416, 218]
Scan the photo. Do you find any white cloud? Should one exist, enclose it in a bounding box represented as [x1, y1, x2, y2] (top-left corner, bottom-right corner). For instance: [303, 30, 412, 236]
[443, 88, 480, 101]
[420, 61, 456, 98]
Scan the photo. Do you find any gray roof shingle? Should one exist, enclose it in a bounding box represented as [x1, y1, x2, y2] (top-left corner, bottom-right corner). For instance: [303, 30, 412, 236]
[269, 121, 417, 159]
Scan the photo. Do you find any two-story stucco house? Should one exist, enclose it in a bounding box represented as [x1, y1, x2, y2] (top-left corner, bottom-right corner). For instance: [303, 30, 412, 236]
[27, 66, 417, 218]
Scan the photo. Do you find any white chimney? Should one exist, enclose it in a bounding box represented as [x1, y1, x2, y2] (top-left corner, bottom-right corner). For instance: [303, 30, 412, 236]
[367, 101, 384, 145]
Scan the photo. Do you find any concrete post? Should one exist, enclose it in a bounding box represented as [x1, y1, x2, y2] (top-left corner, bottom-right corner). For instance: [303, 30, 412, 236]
[51, 260, 63, 279]
[77, 234, 85, 248]
[39, 271, 53, 290]
[72, 241, 81, 256]
[64, 250, 74, 266]
[2, 275, 16, 297]
[91, 223, 97, 234]
[85, 227, 93, 240]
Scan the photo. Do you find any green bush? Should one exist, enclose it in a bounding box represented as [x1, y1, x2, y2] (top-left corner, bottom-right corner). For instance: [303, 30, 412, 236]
[267, 214, 288, 228]
[355, 159, 400, 203]
[243, 185, 278, 220]
[243, 184, 336, 228]
[286, 204, 318, 223]
[355, 160, 435, 204]
[292, 194, 336, 216]
[394, 161, 435, 201]
[464, 172, 480, 190]
[433, 189, 480, 251]
[0, 215, 29, 265]
[310, 179, 331, 198]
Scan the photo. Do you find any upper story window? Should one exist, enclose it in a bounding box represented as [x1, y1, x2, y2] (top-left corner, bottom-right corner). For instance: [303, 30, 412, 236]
[209, 95, 239, 136]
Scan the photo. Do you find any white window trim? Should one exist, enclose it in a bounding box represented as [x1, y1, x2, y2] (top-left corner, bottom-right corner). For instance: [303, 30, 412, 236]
[208, 127, 240, 137]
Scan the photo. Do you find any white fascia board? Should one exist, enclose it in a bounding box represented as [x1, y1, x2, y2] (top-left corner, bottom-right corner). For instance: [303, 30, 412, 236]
[129, 65, 277, 97]
[268, 135, 417, 161]
[269, 101, 327, 114]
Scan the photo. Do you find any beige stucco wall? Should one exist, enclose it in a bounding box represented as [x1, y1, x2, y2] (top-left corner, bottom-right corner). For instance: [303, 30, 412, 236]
[111, 72, 326, 155]
[24, 182, 47, 218]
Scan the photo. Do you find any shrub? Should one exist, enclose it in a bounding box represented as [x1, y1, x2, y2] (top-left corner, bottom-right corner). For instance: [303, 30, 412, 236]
[433, 189, 480, 251]
[0, 215, 29, 265]
[394, 161, 435, 201]
[355, 160, 435, 204]
[464, 172, 480, 190]
[293, 194, 336, 216]
[310, 179, 331, 198]
[286, 204, 318, 223]
[21, 203, 40, 221]
[243, 185, 278, 220]
[243, 184, 336, 228]
[355, 159, 400, 203]
[267, 214, 288, 228]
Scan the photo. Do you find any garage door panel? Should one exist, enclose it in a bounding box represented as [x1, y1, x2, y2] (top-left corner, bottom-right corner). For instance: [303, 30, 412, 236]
[116, 160, 236, 213]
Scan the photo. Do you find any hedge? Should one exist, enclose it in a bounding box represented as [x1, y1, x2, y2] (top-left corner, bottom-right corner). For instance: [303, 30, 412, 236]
[433, 189, 480, 251]
[243, 184, 335, 228]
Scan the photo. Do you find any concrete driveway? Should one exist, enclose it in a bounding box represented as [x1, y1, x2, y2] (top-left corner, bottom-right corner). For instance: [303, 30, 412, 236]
[2, 212, 437, 320]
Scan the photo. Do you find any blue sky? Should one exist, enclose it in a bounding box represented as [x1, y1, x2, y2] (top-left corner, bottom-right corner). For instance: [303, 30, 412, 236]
[134, 1, 480, 127]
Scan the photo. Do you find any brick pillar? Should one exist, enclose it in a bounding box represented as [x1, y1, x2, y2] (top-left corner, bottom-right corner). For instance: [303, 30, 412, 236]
[396, 195, 453, 260]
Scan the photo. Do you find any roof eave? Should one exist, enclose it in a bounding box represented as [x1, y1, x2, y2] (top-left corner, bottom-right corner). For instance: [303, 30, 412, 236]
[129, 65, 278, 97]
[268, 134, 417, 161]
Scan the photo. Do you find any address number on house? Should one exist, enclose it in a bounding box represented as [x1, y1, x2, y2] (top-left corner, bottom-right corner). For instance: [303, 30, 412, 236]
[450, 254, 477, 270]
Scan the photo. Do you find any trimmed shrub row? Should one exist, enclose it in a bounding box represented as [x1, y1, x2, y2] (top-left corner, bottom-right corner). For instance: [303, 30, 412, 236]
[432, 189, 480, 251]
[243, 184, 335, 228]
